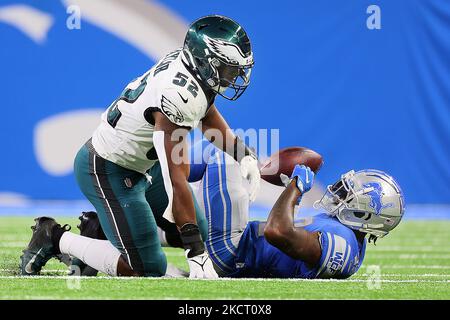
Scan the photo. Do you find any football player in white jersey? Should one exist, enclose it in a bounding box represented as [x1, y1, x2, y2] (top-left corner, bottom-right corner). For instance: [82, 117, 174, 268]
[20, 15, 260, 279]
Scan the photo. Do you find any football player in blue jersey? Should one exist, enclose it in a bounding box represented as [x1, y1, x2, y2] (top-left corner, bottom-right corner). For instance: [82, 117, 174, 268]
[183, 139, 405, 279]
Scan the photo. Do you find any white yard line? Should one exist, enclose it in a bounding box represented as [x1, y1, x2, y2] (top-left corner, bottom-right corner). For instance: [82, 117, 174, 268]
[368, 254, 450, 259]
[5, 270, 445, 278]
[358, 274, 450, 277]
[381, 265, 450, 269]
[0, 276, 448, 283]
[368, 246, 450, 252]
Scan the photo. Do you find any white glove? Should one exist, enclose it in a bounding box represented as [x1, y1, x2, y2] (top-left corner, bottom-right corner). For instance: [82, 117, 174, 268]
[186, 250, 219, 279]
[239, 155, 261, 202]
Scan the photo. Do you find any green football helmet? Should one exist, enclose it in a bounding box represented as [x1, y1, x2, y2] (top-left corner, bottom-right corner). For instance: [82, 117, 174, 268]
[183, 15, 254, 100]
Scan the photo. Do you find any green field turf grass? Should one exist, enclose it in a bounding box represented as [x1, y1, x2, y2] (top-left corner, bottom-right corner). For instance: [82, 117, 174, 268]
[0, 217, 449, 299]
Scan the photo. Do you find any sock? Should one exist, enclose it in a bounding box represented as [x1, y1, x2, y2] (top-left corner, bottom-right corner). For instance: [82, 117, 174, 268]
[59, 232, 121, 276]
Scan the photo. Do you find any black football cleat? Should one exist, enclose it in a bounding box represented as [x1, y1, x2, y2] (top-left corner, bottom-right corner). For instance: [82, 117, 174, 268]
[77, 211, 106, 240]
[19, 217, 71, 276]
[70, 211, 106, 276]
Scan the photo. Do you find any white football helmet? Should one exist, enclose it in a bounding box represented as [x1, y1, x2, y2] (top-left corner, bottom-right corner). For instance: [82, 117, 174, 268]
[314, 169, 405, 239]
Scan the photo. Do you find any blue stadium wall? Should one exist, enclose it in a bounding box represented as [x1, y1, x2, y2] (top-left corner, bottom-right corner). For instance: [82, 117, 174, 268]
[0, 0, 449, 209]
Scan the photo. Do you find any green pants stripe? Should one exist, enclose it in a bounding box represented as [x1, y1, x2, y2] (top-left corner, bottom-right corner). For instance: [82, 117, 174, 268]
[89, 150, 145, 273]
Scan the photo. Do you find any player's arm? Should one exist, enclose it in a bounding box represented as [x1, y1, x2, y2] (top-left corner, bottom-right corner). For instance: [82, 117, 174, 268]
[201, 104, 261, 201]
[153, 111, 218, 279]
[264, 165, 322, 267]
[201, 104, 239, 157]
[153, 111, 194, 227]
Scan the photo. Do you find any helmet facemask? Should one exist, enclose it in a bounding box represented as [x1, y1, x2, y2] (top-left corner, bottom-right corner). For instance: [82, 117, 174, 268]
[207, 57, 253, 100]
[314, 170, 356, 215]
[314, 170, 404, 239]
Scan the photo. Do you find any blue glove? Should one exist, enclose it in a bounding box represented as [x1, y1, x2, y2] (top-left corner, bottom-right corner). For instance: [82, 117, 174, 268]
[290, 164, 315, 196]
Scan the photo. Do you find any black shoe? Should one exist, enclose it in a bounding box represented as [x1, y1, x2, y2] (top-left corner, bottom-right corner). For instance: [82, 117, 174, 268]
[19, 217, 71, 275]
[77, 211, 106, 240]
[70, 211, 106, 276]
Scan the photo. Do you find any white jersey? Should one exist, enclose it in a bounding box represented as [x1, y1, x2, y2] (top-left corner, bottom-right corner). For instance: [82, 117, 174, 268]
[92, 49, 214, 174]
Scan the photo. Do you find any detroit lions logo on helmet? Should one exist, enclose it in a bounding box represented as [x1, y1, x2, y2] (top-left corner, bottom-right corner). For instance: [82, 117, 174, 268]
[363, 182, 394, 215]
[203, 35, 253, 66]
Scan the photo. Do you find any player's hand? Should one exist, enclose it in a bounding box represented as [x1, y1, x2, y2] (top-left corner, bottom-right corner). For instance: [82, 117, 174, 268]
[185, 250, 219, 279]
[239, 155, 261, 202]
[290, 164, 315, 195]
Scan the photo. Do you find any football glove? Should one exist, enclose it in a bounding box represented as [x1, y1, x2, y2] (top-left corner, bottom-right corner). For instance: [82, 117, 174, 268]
[180, 223, 218, 279]
[240, 155, 261, 202]
[185, 250, 218, 279]
[291, 164, 314, 194]
[282, 165, 315, 204]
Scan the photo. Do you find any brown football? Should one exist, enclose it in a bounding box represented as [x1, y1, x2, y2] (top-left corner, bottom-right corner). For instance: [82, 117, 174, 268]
[259, 147, 324, 186]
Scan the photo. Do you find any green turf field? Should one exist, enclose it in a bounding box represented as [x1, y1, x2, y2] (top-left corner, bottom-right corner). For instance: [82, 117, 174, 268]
[0, 217, 449, 300]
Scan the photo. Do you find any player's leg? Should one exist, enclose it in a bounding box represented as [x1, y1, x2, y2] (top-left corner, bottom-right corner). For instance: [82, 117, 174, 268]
[69, 141, 166, 276]
[198, 148, 250, 276]
[144, 161, 208, 247]
[19, 215, 142, 276]
[19, 142, 124, 276]
[68, 159, 208, 254]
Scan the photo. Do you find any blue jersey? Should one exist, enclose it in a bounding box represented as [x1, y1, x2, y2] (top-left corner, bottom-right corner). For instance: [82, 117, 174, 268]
[233, 214, 367, 279]
[188, 139, 367, 279]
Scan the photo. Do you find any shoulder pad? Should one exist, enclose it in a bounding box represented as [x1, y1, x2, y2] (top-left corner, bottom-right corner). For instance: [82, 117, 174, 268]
[158, 87, 206, 128]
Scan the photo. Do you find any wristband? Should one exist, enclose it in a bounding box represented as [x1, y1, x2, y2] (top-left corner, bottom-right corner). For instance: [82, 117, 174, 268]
[179, 223, 205, 258]
[233, 136, 257, 163]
